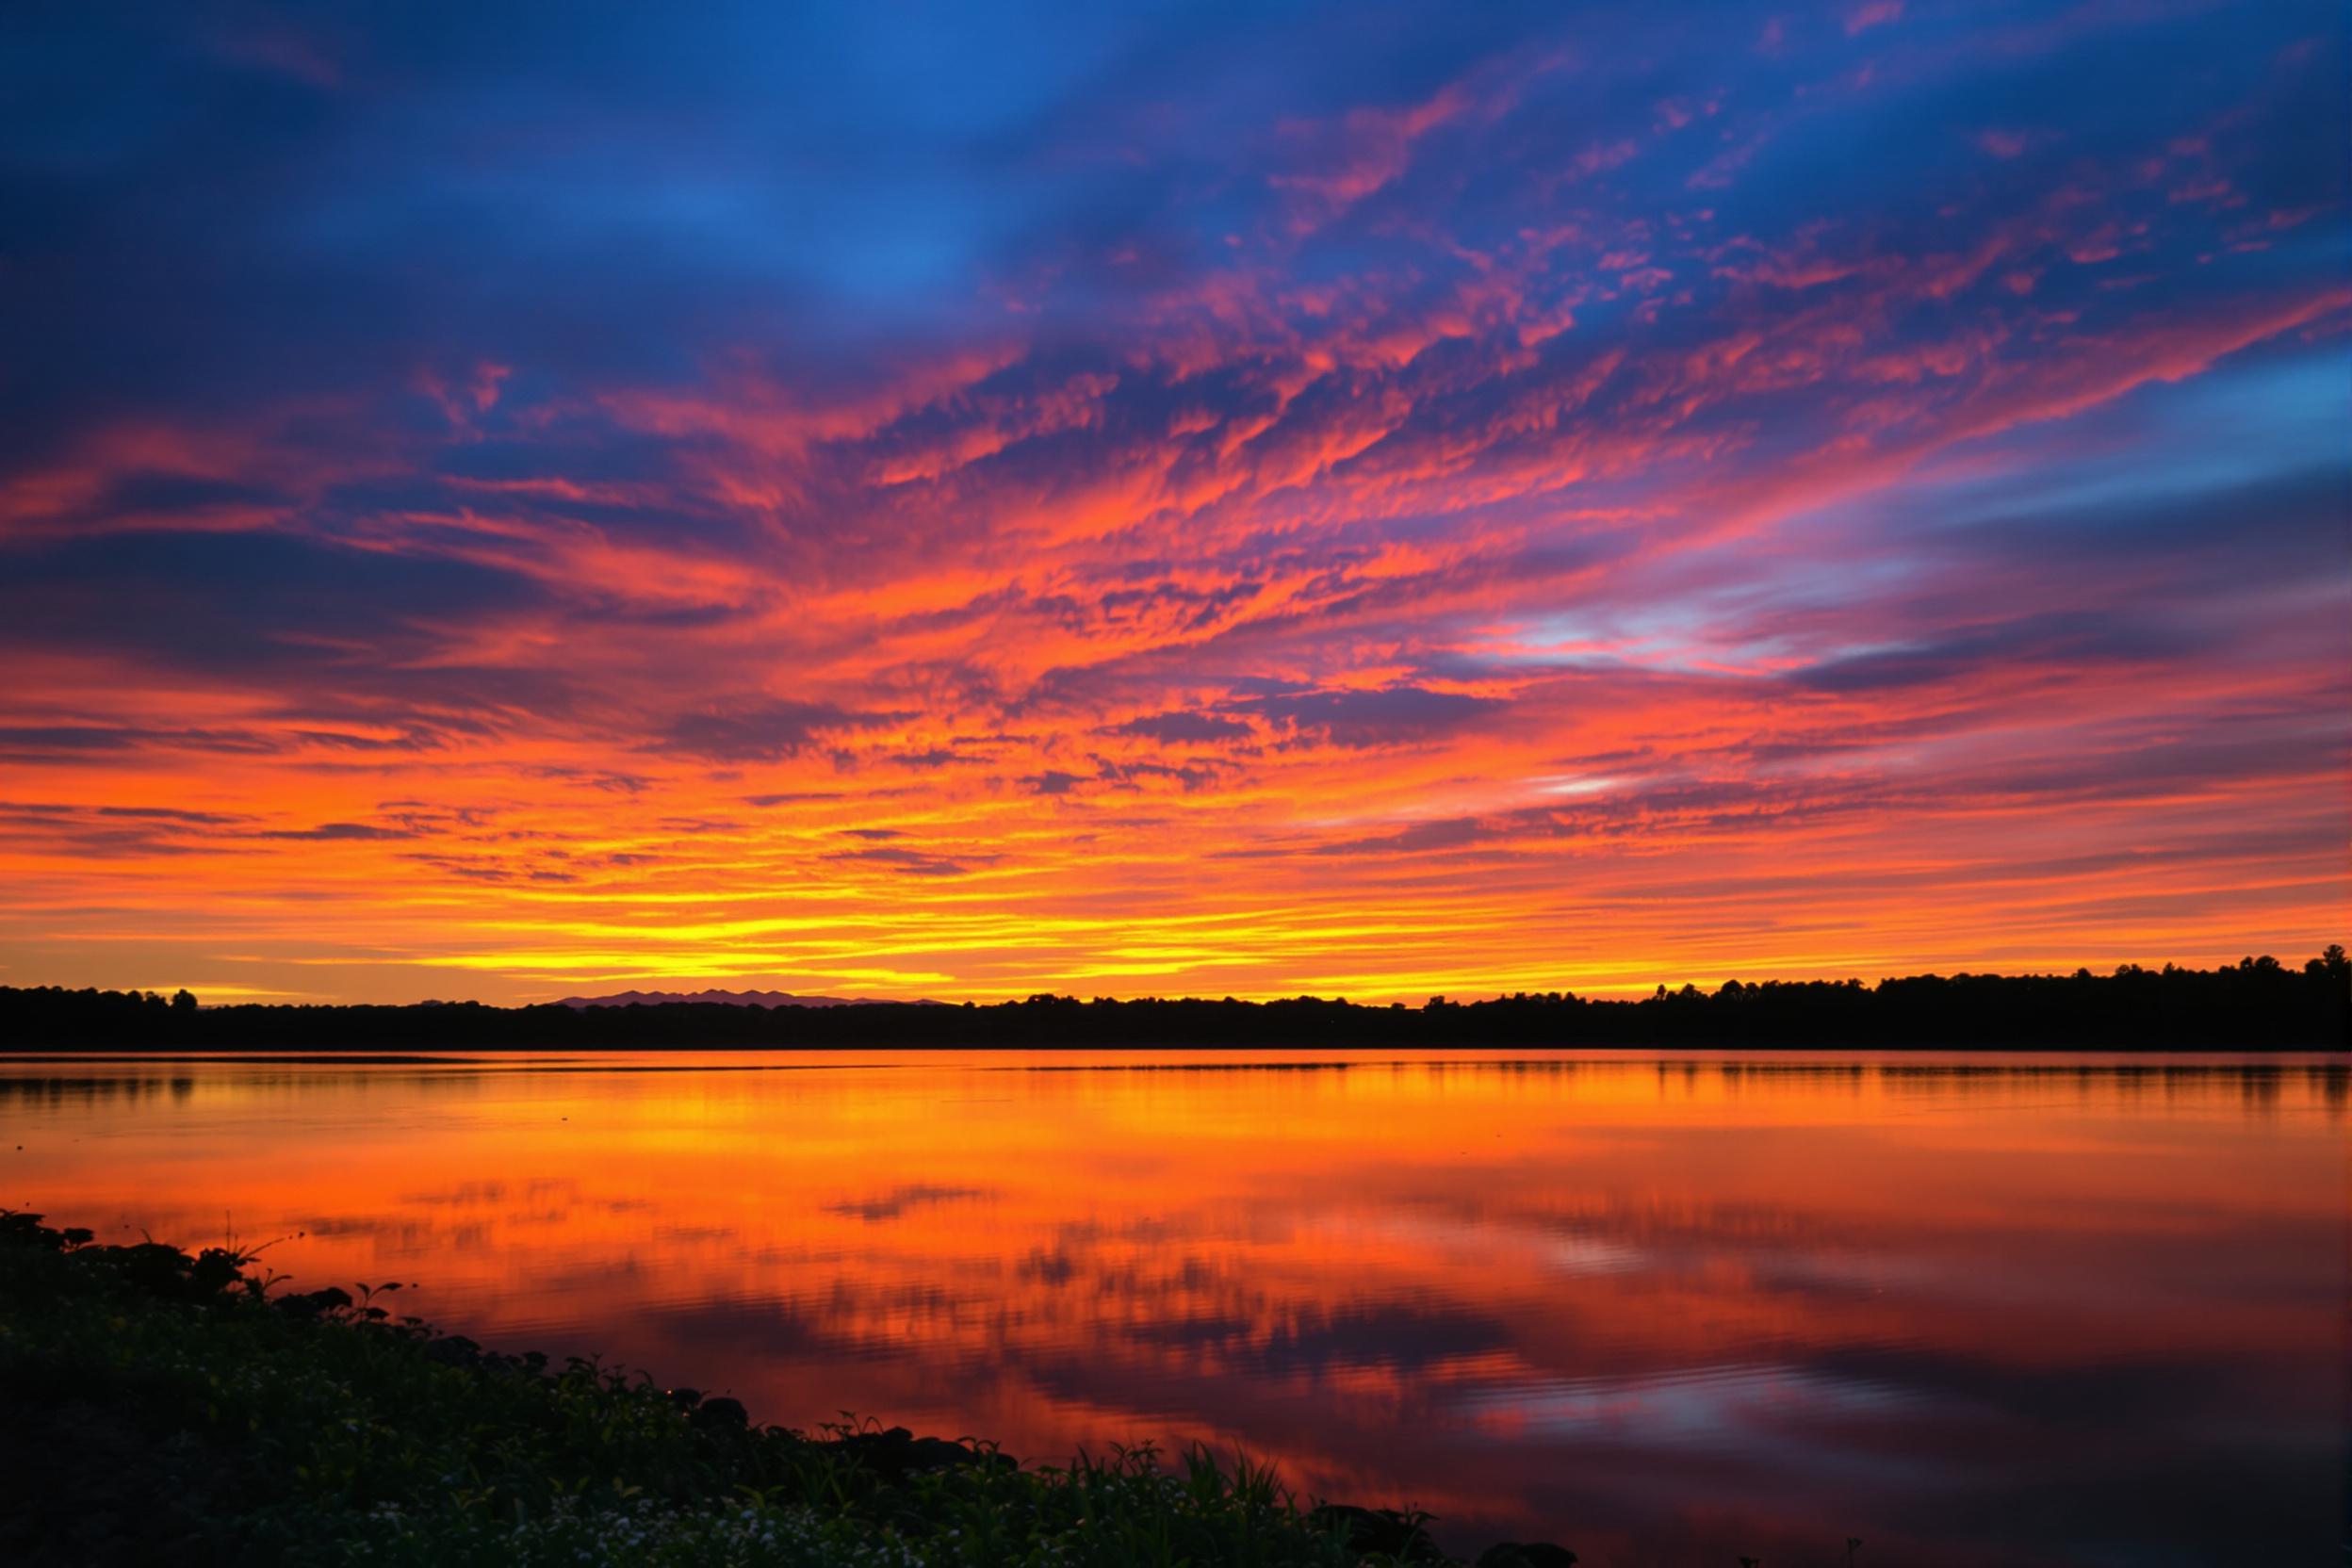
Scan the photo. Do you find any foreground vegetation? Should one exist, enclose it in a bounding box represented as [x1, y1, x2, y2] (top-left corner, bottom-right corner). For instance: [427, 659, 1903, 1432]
[0, 1212, 1576, 1568]
[2, 947, 2345, 1050]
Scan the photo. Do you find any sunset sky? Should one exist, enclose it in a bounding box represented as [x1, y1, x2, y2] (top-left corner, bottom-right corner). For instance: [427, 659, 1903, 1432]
[2, 0, 2344, 1004]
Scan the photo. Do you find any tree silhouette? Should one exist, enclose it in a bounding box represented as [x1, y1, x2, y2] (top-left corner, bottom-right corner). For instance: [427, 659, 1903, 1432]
[0, 952, 2343, 1050]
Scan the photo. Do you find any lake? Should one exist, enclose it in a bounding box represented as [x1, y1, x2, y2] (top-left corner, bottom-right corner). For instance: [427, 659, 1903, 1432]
[2, 1050, 2342, 1565]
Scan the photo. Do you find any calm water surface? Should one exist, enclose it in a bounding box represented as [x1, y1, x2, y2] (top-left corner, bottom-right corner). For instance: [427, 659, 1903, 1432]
[3, 1050, 2343, 1565]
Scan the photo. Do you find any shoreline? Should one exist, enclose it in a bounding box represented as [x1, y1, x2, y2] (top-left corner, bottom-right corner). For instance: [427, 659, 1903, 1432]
[6, 954, 2344, 1053]
[0, 1209, 1581, 1567]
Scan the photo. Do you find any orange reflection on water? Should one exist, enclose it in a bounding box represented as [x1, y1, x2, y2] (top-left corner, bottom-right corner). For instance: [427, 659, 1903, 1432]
[4, 1051, 2344, 1566]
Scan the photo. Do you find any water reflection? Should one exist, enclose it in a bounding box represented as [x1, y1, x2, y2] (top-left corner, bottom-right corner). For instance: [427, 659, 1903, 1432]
[2, 1051, 2341, 1566]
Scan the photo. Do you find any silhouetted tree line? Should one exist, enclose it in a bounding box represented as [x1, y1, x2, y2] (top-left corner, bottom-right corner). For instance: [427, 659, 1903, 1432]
[3, 950, 2343, 1051]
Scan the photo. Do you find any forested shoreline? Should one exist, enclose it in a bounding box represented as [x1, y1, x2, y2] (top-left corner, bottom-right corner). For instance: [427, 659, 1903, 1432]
[3, 949, 2343, 1050]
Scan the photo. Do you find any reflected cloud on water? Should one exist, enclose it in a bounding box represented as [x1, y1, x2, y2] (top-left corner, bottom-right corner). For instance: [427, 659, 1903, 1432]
[0, 1050, 2341, 1565]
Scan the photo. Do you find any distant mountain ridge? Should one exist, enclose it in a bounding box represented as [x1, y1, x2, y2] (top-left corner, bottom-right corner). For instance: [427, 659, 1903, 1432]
[556, 988, 928, 1009]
